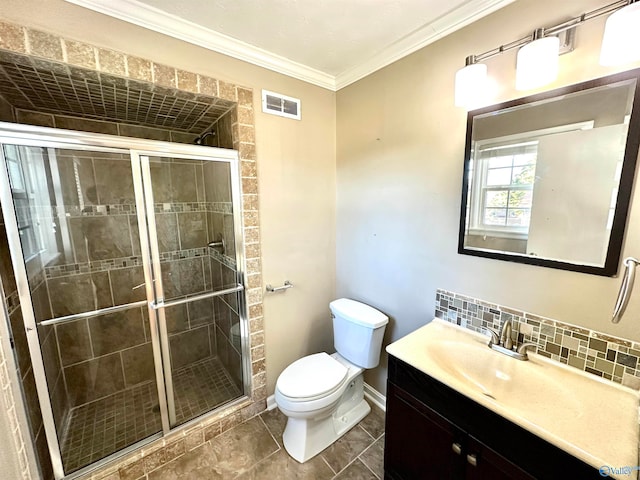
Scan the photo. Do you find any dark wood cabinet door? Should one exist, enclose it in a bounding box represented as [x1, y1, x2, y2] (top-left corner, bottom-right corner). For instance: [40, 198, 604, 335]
[386, 356, 602, 480]
[464, 436, 535, 480]
[385, 383, 465, 480]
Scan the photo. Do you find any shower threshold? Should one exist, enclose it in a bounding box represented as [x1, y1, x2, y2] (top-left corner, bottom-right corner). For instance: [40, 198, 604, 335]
[60, 356, 241, 473]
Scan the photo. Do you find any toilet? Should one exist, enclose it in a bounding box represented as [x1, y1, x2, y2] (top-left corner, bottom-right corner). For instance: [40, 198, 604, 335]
[275, 298, 388, 463]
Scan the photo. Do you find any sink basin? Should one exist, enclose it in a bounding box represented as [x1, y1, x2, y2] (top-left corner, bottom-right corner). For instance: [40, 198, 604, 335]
[424, 340, 581, 418]
[386, 318, 639, 478]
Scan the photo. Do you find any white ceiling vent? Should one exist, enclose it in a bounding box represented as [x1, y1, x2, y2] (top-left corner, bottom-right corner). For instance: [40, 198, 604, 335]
[262, 90, 301, 120]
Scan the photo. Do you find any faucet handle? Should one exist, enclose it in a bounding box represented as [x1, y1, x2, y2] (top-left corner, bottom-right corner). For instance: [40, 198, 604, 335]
[517, 342, 537, 356]
[500, 320, 513, 350]
[484, 327, 500, 346]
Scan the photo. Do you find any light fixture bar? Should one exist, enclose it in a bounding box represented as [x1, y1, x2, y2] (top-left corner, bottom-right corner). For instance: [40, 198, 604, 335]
[470, 0, 632, 64]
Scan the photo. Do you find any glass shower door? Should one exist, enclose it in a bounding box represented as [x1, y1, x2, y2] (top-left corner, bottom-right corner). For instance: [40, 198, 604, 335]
[139, 153, 245, 427]
[0, 143, 164, 476]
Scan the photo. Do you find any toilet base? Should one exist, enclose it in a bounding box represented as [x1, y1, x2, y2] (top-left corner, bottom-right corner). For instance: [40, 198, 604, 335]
[281, 374, 371, 463]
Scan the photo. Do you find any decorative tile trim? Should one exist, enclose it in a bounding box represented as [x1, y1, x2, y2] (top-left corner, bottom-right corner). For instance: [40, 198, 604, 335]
[209, 248, 237, 270]
[61, 204, 137, 217]
[158, 247, 208, 262]
[45, 256, 143, 278]
[153, 202, 231, 214]
[43, 249, 237, 279]
[25, 201, 233, 219]
[209, 202, 233, 214]
[5, 291, 20, 315]
[436, 289, 640, 387]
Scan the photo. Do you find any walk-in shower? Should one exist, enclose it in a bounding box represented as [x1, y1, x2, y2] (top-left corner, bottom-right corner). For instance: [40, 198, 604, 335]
[0, 122, 250, 479]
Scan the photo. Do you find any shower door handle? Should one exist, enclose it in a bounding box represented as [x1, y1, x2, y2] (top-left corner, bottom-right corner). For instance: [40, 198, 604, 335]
[150, 283, 244, 310]
[37, 300, 148, 326]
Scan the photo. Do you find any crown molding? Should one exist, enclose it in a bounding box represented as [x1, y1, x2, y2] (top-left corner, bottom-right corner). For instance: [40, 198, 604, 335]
[65, 0, 515, 92]
[335, 0, 516, 90]
[64, 0, 337, 90]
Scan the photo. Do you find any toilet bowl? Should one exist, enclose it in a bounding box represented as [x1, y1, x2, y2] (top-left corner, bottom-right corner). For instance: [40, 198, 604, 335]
[276, 352, 351, 417]
[275, 298, 388, 463]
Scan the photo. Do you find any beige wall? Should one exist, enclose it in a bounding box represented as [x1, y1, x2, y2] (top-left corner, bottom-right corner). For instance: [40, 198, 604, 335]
[337, 0, 640, 394]
[0, 0, 337, 396]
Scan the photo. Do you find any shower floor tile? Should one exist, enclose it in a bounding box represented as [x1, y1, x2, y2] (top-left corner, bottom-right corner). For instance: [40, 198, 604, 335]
[60, 356, 241, 474]
[173, 356, 242, 425]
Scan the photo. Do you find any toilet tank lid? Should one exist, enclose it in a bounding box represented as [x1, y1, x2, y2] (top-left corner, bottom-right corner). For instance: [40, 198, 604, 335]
[330, 298, 388, 329]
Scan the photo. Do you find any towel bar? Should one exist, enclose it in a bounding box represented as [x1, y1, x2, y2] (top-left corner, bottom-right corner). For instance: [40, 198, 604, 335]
[266, 280, 293, 293]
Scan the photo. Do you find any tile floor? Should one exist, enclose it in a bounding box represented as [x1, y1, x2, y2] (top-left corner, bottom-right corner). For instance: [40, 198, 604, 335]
[61, 357, 241, 473]
[143, 401, 385, 480]
[172, 357, 242, 425]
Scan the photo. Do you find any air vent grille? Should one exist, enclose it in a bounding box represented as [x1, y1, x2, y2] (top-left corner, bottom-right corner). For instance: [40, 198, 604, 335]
[262, 90, 301, 120]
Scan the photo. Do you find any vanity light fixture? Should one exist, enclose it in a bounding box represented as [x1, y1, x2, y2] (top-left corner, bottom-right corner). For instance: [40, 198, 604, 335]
[600, 0, 640, 66]
[515, 29, 559, 91]
[454, 0, 639, 109]
[454, 55, 487, 107]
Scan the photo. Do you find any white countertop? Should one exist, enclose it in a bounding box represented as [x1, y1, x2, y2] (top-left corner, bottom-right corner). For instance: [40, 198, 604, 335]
[386, 319, 640, 479]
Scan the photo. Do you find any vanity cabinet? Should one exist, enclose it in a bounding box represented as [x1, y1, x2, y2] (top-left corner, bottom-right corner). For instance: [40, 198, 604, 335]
[384, 356, 602, 480]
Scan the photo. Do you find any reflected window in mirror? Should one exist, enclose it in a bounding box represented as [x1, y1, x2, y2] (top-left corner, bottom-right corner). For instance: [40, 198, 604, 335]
[4, 144, 69, 268]
[458, 69, 640, 276]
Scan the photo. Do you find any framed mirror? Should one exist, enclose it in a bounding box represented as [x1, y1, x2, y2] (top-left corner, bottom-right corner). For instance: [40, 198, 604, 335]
[458, 68, 640, 276]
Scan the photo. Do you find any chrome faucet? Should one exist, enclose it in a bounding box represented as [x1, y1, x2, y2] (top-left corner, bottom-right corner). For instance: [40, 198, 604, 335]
[485, 320, 537, 361]
[501, 320, 513, 350]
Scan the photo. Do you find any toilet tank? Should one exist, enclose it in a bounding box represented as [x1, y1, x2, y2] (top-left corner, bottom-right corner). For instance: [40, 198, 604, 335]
[330, 298, 389, 369]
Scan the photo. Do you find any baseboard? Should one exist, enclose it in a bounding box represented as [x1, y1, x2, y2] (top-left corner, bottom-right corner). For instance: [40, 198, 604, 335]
[266, 383, 386, 412]
[364, 382, 386, 412]
[266, 394, 277, 411]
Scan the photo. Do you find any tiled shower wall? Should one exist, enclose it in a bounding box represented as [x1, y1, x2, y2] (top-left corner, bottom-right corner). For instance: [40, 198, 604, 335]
[0, 19, 267, 480]
[29, 152, 242, 409]
[204, 161, 243, 389]
[436, 289, 640, 386]
[13, 108, 235, 149]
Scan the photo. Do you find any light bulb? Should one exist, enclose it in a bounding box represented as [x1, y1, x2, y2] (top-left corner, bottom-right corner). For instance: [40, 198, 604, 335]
[454, 62, 488, 109]
[515, 35, 559, 91]
[600, 1, 640, 66]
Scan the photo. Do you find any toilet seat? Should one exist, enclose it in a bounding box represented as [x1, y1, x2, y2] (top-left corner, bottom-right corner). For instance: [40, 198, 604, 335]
[276, 352, 348, 402]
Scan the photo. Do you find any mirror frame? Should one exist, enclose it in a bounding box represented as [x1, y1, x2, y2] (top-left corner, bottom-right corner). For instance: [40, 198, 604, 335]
[458, 68, 640, 276]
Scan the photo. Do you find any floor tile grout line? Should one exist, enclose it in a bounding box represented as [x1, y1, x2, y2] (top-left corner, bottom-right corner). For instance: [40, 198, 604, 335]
[327, 426, 380, 479]
[232, 446, 282, 479]
[358, 423, 376, 441]
[360, 456, 381, 480]
[257, 414, 283, 450]
[357, 441, 382, 480]
[331, 456, 366, 479]
[321, 453, 337, 475]
[358, 439, 377, 458]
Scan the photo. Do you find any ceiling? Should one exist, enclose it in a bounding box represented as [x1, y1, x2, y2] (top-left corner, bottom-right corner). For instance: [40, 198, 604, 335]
[65, 0, 515, 91]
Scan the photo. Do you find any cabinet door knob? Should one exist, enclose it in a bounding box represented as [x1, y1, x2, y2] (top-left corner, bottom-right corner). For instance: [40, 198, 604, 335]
[451, 443, 463, 455]
[466, 453, 478, 467]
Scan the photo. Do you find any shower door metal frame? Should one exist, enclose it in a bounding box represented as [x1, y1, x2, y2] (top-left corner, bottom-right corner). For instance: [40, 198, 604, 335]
[0, 138, 132, 480]
[0, 122, 251, 479]
[134, 150, 248, 428]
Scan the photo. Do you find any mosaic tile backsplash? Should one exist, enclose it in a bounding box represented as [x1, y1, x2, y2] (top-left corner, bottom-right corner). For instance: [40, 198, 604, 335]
[436, 289, 640, 387]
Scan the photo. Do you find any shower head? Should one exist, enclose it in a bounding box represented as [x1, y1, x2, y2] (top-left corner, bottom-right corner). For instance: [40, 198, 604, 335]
[194, 130, 216, 145]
